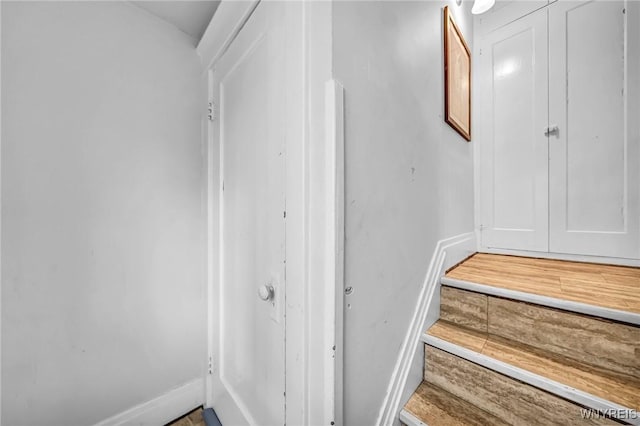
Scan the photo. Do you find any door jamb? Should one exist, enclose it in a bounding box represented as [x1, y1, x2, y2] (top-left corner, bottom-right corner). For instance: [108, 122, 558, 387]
[0, 3, 4, 424]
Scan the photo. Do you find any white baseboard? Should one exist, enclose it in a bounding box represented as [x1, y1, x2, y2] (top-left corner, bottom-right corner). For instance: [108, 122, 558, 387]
[480, 247, 640, 267]
[375, 232, 476, 426]
[94, 378, 205, 426]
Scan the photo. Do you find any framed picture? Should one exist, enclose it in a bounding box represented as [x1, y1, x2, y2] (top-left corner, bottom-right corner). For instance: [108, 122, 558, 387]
[443, 6, 471, 141]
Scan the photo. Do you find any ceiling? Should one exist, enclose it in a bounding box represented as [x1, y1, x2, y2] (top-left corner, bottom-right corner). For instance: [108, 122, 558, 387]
[132, 1, 221, 42]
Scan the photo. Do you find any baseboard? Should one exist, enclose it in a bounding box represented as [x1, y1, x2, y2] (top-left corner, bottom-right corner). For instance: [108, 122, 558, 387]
[375, 232, 476, 426]
[480, 247, 640, 267]
[94, 378, 205, 426]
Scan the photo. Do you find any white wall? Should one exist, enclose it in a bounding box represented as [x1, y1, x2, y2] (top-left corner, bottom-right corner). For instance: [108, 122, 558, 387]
[332, 1, 475, 424]
[1, 2, 205, 425]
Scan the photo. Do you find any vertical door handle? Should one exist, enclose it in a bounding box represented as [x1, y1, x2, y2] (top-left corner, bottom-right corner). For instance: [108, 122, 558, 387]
[544, 126, 559, 137]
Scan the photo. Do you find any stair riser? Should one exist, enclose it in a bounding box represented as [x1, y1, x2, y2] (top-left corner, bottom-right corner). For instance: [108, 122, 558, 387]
[440, 286, 488, 333]
[424, 346, 619, 426]
[440, 286, 640, 380]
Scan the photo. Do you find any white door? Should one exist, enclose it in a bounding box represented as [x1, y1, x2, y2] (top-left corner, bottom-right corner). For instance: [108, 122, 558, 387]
[548, 0, 640, 259]
[479, 1, 640, 259]
[478, 7, 550, 252]
[210, 2, 287, 424]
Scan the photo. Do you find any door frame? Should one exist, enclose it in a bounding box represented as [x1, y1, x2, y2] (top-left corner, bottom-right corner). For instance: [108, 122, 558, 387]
[197, 2, 344, 425]
[0, 3, 3, 425]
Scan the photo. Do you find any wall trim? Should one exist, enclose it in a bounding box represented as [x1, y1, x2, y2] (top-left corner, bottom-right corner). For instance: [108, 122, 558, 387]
[479, 248, 640, 267]
[0, 2, 3, 424]
[298, 3, 336, 424]
[93, 378, 205, 426]
[324, 79, 345, 426]
[196, 0, 260, 71]
[375, 232, 476, 426]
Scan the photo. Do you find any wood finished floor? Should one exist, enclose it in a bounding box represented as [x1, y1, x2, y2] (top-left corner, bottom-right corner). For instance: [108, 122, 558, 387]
[428, 320, 640, 411]
[166, 407, 205, 426]
[446, 253, 640, 314]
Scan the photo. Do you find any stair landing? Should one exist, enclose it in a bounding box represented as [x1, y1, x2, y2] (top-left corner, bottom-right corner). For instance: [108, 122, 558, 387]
[444, 253, 640, 323]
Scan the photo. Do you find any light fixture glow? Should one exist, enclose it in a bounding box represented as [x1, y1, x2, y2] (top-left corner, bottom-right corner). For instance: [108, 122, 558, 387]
[472, 0, 495, 14]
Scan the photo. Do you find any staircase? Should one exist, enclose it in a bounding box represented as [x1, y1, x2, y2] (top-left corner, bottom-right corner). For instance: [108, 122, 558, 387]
[401, 253, 640, 426]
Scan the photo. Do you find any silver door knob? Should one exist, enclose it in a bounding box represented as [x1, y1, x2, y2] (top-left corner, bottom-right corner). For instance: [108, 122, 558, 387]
[258, 284, 274, 302]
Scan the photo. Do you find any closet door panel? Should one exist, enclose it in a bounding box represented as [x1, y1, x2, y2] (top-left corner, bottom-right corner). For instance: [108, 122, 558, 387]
[549, 0, 640, 258]
[479, 7, 549, 251]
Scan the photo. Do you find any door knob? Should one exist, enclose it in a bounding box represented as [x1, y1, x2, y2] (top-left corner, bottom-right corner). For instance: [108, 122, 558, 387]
[258, 284, 274, 302]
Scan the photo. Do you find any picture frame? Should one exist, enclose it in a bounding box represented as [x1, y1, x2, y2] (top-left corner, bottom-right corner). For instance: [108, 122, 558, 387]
[443, 6, 472, 141]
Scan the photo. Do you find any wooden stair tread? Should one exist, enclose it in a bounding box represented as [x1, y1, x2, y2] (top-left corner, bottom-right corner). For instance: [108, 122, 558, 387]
[440, 286, 640, 380]
[424, 346, 621, 426]
[404, 381, 510, 426]
[426, 320, 640, 412]
[445, 253, 640, 314]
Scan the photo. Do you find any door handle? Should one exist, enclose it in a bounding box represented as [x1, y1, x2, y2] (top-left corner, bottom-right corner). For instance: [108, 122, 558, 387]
[258, 284, 275, 302]
[544, 126, 559, 137]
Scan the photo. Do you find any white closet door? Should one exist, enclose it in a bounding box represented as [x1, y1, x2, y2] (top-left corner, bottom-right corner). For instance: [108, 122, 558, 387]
[549, 0, 640, 259]
[479, 7, 549, 252]
[210, 2, 289, 424]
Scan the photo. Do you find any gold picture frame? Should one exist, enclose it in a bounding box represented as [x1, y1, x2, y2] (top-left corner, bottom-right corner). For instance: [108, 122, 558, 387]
[444, 6, 471, 141]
